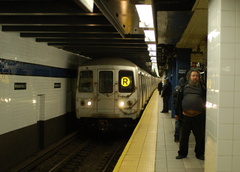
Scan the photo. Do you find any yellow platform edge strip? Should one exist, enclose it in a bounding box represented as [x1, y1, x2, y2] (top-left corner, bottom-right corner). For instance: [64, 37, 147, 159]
[113, 89, 158, 172]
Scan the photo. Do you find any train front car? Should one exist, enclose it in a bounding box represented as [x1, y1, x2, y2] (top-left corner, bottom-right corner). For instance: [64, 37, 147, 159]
[76, 58, 142, 130]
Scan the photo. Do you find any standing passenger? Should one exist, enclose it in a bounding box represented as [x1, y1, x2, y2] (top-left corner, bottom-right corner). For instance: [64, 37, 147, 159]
[175, 69, 206, 160]
[158, 81, 163, 95]
[172, 77, 186, 142]
[161, 78, 172, 113]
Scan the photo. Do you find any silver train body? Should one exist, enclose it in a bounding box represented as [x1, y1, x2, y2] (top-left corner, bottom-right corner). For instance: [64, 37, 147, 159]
[76, 58, 160, 128]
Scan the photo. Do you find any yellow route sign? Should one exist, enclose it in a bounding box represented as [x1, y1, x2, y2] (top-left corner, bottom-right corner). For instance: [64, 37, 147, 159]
[121, 77, 131, 87]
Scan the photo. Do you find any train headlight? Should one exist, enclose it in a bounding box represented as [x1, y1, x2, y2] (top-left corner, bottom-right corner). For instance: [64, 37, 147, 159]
[118, 101, 125, 108]
[80, 100, 92, 107]
[87, 100, 92, 106]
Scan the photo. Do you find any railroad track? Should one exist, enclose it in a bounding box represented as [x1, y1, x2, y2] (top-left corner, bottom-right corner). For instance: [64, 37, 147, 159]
[11, 129, 133, 172]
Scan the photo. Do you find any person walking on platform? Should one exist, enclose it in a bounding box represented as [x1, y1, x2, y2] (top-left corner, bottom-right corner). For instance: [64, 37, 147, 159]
[172, 77, 186, 142]
[158, 80, 163, 95]
[161, 78, 172, 113]
[175, 69, 206, 160]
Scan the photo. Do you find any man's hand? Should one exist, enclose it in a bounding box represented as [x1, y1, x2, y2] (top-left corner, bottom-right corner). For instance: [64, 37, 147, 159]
[175, 115, 179, 120]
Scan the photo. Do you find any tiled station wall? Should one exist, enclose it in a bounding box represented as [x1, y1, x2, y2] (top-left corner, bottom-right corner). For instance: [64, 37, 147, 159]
[0, 29, 84, 170]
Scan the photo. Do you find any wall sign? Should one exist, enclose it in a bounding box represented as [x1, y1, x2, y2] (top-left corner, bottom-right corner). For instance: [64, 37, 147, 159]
[14, 83, 27, 90]
[178, 69, 188, 79]
[54, 83, 61, 88]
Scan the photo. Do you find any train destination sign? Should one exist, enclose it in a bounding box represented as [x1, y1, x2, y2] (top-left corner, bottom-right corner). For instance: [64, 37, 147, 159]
[121, 77, 131, 87]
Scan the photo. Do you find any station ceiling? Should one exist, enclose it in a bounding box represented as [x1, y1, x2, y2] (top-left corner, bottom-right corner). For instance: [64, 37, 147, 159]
[0, 0, 208, 76]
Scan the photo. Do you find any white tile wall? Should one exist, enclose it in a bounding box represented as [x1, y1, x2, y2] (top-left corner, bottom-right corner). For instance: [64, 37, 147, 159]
[221, 11, 235, 27]
[233, 140, 240, 155]
[217, 140, 233, 156]
[206, 0, 240, 171]
[219, 91, 234, 107]
[0, 30, 81, 135]
[221, 0, 236, 10]
[219, 59, 235, 75]
[0, 31, 81, 68]
[218, 124, 233, 140]
[235, 59, 240, 75]
[233, 124, 240, 139]
[221, 27, 236, 43]
[232, 156, 240, 171]
[217, 156, 232, 171]
[218, 108, 234, 124]
[220, 43, 235, 59]
[219, 75, 234, 91]
[234, 108, 240, 124]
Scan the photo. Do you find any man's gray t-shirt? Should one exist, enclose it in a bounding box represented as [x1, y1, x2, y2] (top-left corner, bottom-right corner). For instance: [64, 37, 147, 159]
[182, 84, 204, 112]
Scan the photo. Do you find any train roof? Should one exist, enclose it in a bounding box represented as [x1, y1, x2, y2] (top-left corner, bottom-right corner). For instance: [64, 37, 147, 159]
[80, 58, 159, 77]
[80, 58, 138, 68]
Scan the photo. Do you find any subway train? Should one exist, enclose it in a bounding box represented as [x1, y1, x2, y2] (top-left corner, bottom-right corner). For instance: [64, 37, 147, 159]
[75, 58, 160, 130]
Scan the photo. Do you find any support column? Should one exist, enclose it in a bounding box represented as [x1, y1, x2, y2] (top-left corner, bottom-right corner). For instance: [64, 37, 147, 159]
[175, 48, 191, 81]
[169, 48, 191, 118]
[206, 0, 240, 171]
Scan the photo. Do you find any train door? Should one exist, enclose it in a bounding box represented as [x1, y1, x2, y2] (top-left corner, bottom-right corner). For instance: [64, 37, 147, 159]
[96, 70, 116, 114]
[141, 75, 146, 108]
[139, 74, 144, 109]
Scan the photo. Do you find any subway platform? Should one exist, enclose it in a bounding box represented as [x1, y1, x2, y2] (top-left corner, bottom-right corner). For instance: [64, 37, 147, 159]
[113, 90, 205, 172]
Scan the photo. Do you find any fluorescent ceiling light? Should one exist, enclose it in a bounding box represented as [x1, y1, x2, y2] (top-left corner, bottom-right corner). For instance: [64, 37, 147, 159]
[77, 0, 94, 12]
[148, 44, 156, 51]
[149, 51, 156, 56]
[136, 4, 159, 77]
[139, 22, 154, 28]
[151, 59, 157, 63]
[135, 5, 154, 28]
[144, 30, 155, 42]
[152, 62, 157, 68]
[150, 57, 156, 61]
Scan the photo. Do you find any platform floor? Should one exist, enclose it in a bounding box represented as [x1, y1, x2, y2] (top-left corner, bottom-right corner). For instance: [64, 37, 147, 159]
[113, 90, 205, 172]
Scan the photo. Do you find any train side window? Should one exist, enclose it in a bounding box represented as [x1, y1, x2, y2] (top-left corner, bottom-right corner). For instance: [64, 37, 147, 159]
[119, 70, 134, 92]
[79, 71, 93, 92]
[99, 71, 113, 93]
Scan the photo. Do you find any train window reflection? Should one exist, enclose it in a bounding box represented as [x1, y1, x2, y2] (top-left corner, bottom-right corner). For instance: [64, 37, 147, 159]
[79, 71, 93, 92]
[119, 70, 134, 92]
[99, 71, 113, 93]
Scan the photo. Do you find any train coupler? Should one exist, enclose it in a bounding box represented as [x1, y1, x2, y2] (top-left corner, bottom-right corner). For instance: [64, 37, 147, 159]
[98, 120, 111, 131]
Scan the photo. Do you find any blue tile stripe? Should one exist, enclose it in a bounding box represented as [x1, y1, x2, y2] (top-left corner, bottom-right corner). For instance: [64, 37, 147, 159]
[0, 58, 76, 78]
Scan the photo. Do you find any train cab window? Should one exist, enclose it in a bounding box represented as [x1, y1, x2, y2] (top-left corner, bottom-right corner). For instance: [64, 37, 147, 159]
[119, 70, 134, 92]
[78, 71, 93, 92]
[99, 71, 113, 93]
